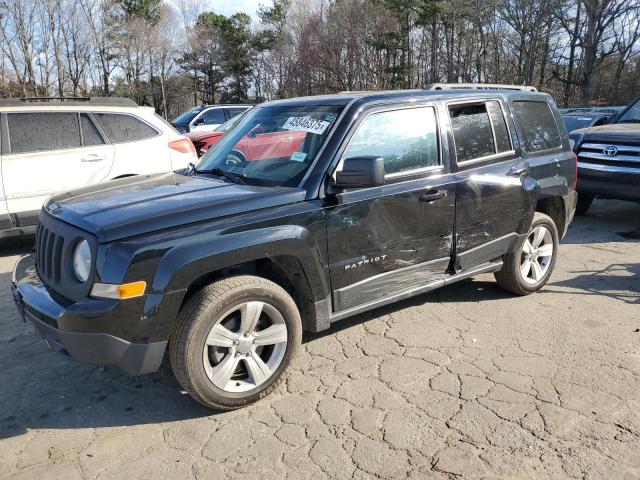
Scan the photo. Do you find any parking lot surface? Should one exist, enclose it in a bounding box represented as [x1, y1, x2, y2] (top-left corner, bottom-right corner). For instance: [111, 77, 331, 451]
[0, 199, 639, 480]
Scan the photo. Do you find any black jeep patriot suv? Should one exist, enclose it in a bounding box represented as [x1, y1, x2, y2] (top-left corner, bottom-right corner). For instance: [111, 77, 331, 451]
[12, 86, 577, 409]
[570, 95, 640, 214]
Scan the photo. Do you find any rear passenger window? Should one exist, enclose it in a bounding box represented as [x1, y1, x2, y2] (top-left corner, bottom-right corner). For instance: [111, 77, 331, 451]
[227, 107, 247, 119]
[513, 101, 561, 152]
[80, 114, 105, 146]
[8, 113, 81, 154]
[342, 107, 439, 176]
[200, 108, 225, 124]
[94, 113, 157, 143]
[449, 103, 495, 162]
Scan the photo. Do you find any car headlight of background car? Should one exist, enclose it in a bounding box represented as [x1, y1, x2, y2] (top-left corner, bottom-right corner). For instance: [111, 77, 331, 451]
[73, 239, 92, 282]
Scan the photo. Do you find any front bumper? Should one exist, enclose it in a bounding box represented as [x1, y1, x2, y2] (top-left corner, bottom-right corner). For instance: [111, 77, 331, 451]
[12, 254, 167, 375]
[577, 164, 640, 201]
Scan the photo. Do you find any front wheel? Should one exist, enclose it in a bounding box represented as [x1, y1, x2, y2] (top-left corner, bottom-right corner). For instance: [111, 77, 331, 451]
[170, 275, 302, 410]
[495, 212, 559, 295]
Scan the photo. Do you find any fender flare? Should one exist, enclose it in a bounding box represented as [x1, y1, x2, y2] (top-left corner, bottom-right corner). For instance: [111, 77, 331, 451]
[152, 225, 330, 303]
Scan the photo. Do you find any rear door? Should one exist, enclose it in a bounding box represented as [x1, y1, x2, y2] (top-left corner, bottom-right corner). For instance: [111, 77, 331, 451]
[448, 98, 534, 270]
[326, 103, 456, 312]
[191, 107, 226, 132]
[2, 111, 114, 224]
[92, 112, 169, 176]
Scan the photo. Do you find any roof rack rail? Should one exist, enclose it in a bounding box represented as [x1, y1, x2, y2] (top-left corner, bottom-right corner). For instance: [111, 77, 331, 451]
[426, 83, 537, 92]
[0, 97, 139, 107]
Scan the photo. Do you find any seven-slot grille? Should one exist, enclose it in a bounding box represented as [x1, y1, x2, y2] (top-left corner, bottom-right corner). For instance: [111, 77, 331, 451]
[36, 223, 65, 285]
[577, 142, 640, 175]
[34, 211, 95, 301]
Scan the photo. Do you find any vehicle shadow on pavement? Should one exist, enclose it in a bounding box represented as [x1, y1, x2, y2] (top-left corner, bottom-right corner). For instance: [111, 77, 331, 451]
[562, 200, 640, 245]
[0, 347, 216, 439]
[547, 262, 640, 304]
[306, 278, 514, 342]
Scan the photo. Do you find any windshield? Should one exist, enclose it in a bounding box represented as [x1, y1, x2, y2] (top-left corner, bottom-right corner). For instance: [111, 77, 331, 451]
[172, 107, 203, 125]
[563, 116, 595, 132]
[196, 104, 343, 187]
[617, 98, 640, 123]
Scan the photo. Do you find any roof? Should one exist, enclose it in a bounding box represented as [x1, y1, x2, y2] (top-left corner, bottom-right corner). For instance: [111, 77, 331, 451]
[262, 86, 546, 108]
[0, 97, 138, 107]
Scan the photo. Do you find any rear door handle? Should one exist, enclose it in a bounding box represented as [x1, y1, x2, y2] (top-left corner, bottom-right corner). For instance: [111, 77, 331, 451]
[419, 190, 446, 203]
[80, 154, 104, 163]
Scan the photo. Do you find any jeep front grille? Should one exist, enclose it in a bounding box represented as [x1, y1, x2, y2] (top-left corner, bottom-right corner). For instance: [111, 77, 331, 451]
[34, 210, 96, 302]
[36, 223, 65, 285]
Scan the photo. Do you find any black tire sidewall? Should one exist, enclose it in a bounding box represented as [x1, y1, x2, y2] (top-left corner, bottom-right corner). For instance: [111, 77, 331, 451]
[183, 282, 301, 409]
[576, 193, 594, 215]
[514, 214, 559, 293]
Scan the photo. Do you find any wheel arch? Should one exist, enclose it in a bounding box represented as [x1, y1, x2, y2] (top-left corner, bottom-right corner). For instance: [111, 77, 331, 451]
[535, 195, 566, 238]
[153, 226, 330, 333]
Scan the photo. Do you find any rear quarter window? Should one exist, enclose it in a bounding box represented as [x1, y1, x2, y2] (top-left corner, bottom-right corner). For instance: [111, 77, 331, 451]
[513, 101, 561, 152]
[94, 113, 158, 143]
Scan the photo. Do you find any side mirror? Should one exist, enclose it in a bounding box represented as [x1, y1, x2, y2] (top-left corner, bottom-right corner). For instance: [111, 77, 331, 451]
[334, 156, 385, 189]
[193, 118, 205, 126]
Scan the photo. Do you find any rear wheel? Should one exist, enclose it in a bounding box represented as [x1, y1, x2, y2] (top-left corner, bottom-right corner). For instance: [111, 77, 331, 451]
[495, 212, 559, 295]
[170, 275, 302, 410]
[575, 193, 594, 215]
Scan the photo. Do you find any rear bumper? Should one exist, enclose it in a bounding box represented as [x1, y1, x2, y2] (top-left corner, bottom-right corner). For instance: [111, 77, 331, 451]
[12, 254, 166, 375]
[563, 190, 578, 238]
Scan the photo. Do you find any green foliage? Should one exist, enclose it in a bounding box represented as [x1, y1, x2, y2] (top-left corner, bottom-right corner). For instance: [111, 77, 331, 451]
[116, 0, 161, 23]
[178, 10, 256, 103]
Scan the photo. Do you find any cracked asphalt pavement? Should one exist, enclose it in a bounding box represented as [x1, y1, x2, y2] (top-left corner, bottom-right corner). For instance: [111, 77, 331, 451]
[1, 199, 639, 480]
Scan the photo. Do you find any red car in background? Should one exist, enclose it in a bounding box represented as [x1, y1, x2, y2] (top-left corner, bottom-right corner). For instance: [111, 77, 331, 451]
[186, 117, 307, 162]
[186, 130, 225, 157]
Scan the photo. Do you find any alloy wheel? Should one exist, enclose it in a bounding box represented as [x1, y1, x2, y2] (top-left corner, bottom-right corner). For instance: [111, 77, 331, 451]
[520, 225, 554, 285]
[202, 301, 288, 393]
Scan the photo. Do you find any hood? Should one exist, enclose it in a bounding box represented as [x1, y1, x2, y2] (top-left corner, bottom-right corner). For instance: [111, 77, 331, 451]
[45, 173, 306, 242]
[572, 123, 640, 145]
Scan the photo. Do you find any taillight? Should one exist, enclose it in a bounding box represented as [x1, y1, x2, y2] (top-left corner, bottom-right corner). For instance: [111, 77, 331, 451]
[169, 137, 196, 156]
[573, 152, 578, 189]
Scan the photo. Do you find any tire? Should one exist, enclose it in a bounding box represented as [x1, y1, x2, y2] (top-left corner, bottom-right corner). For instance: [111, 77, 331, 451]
[494, 212, 559, 296]
[170, 275, 302, 410]
[575, 193, 594, 215]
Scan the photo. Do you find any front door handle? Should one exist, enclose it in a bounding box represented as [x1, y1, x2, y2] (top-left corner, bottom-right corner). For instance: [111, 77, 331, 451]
[507, 166, 527, 177]
[80, 154, 104, 163]
[419, 190, 446, 203]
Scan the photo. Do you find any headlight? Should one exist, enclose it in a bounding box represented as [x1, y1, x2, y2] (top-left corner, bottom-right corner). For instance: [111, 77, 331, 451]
[73, 239, 92, 282]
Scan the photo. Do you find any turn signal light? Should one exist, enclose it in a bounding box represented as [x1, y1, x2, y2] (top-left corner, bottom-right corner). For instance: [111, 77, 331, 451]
[91, 281, 147, 300]
[169, 138, 197, 156]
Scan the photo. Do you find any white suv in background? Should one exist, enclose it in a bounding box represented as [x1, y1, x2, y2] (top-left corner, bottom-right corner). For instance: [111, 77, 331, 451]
[0, 97, 197, 238]
[171, 104, 252, 133]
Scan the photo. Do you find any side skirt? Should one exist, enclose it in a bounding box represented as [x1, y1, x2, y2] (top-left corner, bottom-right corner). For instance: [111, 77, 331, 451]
[327, 259, 503, 324]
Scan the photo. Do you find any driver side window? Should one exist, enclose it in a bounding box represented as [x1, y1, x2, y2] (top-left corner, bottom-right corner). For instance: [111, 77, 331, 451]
[341, 106, 439, 176]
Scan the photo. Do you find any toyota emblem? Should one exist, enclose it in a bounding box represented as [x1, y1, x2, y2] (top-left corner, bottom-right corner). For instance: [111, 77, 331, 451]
[603, 145, 618, 156]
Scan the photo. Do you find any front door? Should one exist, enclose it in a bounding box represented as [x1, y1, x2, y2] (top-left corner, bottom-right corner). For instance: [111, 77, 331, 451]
[326, 104, 455, 312]
[2, 112, 114, 223]
[446, 99, 534, 270]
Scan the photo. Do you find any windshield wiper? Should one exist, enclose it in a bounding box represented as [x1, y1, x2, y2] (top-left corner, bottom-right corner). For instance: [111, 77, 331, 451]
[195, 167, 247, 185]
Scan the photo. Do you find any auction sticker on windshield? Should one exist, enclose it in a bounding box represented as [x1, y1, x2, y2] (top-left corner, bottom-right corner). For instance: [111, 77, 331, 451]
[283, 116, 331, 135]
